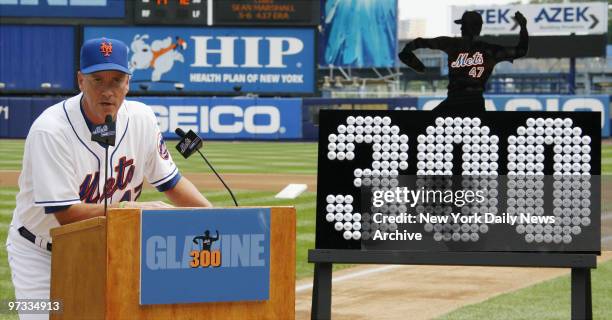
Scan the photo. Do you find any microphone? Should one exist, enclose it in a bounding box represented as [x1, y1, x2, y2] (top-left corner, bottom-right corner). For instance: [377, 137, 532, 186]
[175, 128, 238, 207]
[175, 128, 202, 158]
[91, 115, 116, 216]
[91, 115, 116, 146]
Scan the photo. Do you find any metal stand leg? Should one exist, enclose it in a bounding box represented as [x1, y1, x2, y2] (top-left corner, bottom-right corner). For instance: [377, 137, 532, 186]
[571, 268, 592, 320]
[311, 263, 332, 320]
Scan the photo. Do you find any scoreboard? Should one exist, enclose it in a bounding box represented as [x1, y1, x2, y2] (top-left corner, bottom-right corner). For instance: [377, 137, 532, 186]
[134, 0, 207, 25]
[213, 0, 320, 26]
[2, 0, 319, 26]
[134, 0, 318, 26]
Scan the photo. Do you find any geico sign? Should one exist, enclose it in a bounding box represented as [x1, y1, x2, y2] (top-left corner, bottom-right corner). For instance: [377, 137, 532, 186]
[421, 97, 607, 127]
[190, 36, 303, 68]
[152, 105, 281, 134]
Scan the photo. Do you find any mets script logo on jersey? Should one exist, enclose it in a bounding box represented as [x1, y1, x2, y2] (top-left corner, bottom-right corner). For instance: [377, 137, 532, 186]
[79, 156, 142, 203]
[451, 52, 484, 68]
[157, 132, 170, 160]
[190, 229, 222, 268]
[129, 34, 187, 82]
[100, 41, 113, 57]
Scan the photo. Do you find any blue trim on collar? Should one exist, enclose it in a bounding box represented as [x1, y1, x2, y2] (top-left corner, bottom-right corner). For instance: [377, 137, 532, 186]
[63, 99, 101, 200]
[79, 96, 97, 132]
[109, 117, 130, 175]
[80, 96, 117, 149]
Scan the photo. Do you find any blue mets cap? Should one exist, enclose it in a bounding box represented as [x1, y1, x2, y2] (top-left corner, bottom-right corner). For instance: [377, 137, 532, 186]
[80, 38, 131, 75]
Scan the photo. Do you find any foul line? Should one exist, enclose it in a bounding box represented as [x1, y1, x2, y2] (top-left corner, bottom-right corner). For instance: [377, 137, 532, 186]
[296, 265, 401, 293]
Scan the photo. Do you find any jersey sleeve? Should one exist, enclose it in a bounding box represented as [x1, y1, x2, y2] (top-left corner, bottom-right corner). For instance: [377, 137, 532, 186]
[487, 30, 529, 63]
[30, 131, 81, 208]
[404, 37, 457, 53]
[144, 113, 180, 191]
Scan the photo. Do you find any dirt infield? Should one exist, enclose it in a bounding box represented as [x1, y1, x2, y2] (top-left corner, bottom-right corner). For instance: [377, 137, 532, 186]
[295, 252, 612, 320]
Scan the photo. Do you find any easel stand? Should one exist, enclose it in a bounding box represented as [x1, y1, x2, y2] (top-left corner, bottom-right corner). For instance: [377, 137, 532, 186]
[309, 250, 596, 320]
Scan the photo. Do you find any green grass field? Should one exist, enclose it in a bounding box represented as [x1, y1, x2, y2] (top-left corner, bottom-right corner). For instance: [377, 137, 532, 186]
[0, 139, 327, 310]
[0, 140, 318, 174]
[0, 139, 611, 320]
[438, 259, 612, 320]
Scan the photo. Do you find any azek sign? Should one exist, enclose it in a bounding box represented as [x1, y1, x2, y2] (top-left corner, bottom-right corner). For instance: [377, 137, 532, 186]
[451, 2, 607, 36]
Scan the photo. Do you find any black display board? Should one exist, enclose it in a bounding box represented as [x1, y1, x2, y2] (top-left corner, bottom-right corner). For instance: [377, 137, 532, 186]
[315, 111, 601, 253]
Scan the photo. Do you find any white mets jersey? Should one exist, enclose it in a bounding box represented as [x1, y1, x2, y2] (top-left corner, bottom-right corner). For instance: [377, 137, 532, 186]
[11, 93, 180, 239]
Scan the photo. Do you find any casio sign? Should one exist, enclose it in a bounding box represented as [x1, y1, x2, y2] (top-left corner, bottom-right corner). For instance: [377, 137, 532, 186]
[190, 36, 304, 68]
[152, 105, 282, 135]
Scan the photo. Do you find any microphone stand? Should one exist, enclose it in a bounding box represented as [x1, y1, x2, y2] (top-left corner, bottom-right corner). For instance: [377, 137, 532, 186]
[196, 149, 238, 207]
[89, 109, 115, 216]
[95, 115, 115, 216]
[175, 128, 238, 207]
[103, 145, 109, 215]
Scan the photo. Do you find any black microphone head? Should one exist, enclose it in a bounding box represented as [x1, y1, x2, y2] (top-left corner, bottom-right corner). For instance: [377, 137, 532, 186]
[92, 115, 116, 146]
[175, 128, 186, 138]
[175, 129, 202, 159]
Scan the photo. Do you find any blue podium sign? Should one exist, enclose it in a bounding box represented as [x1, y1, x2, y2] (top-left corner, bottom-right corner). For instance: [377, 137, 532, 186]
[140, 208, 270, 305]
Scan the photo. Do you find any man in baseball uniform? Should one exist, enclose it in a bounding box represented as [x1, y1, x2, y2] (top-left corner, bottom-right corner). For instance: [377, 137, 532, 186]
[399, 11, 529, 113]
[6, 38, 212, 319]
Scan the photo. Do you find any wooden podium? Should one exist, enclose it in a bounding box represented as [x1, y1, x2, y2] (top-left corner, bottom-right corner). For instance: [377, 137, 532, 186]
[49, 207, 296, 320]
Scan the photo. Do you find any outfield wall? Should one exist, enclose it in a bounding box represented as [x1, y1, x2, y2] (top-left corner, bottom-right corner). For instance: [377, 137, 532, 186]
[0, 96, 302, 140]
[420, 95, 611, 138]
[0, 95, 610, 139]
[303, 95, 610, 139]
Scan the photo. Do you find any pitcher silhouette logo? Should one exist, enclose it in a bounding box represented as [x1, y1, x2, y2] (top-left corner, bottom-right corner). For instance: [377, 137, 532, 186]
[190, 229, 221, 268]
[129, 34, 187, 81]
